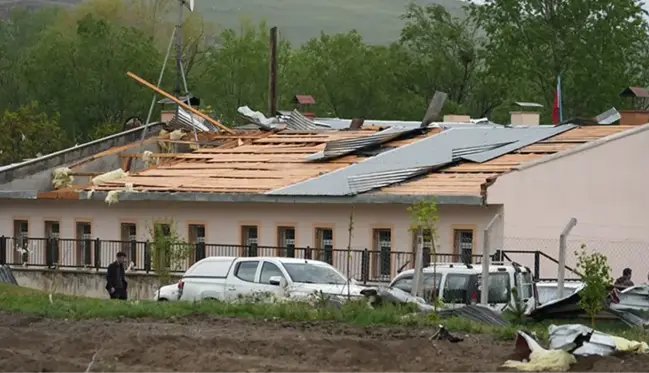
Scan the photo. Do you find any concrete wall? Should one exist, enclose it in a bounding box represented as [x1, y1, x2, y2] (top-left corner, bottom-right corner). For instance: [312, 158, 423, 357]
[12, 267, 180, 300]
[0, 123, 164, 191]
[488, 126, 649, 278]
[0, 199, 502, 278]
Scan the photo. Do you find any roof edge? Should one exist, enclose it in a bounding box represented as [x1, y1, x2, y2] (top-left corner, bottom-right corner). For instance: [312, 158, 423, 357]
[72, 191, 483, 205]
[513, 123, 649, 172]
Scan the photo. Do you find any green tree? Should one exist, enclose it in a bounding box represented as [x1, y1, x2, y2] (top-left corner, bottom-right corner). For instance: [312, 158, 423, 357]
[472, 0, 649, 119]
[0, 103, 65, 165]
[575, 244, 613, 328]
[195, 21, 293, 124]
[0, 8, 60, 112]
[399, 4, 481, 112]
[407, 197, 440, 305]
[23, 14, 162, 142]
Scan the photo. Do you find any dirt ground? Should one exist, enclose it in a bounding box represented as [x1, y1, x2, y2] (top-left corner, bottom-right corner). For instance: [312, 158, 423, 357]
[0, 312, 648, 372]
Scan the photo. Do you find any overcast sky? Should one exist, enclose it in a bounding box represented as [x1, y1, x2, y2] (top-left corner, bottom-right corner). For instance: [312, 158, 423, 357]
[466, 0, 649, 14]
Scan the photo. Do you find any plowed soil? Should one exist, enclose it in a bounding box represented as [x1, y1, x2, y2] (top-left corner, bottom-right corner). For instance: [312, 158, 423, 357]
[0, 312, 647, 372]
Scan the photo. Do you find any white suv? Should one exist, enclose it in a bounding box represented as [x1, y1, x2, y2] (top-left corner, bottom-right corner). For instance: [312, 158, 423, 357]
[389, 262, 536, 311]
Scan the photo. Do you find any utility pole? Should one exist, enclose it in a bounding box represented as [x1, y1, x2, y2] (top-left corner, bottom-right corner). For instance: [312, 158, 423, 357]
[268, 26, 278, 117]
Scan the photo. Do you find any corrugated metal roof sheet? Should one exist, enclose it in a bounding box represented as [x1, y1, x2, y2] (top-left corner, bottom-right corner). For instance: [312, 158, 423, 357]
[267, 125, 575, 196]
[285, 110, 325, 130]
[169, 107, 219, 132]
[306, 126, 419, 161]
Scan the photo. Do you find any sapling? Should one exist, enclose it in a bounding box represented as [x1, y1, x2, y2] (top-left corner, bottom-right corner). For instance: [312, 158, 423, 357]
[407, 197, 440, 310]
[575, 244, 613, 328]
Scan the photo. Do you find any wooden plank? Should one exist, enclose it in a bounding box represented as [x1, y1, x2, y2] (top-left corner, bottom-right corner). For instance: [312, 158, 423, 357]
[127, 71, 234, 134]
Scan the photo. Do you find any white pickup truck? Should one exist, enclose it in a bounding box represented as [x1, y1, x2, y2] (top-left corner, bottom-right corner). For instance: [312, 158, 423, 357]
[169, 256, 364, 302]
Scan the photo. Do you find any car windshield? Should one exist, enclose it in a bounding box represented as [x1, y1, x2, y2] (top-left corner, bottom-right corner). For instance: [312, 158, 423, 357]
[283, 263, 347, 285]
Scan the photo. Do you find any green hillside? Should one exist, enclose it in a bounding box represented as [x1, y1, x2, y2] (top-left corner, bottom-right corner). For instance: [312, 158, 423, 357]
[197, 0, 468, 45]
[1, 0, 468, 45]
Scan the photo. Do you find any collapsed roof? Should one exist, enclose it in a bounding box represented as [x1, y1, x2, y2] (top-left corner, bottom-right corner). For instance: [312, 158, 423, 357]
[28, 123, 634, 205]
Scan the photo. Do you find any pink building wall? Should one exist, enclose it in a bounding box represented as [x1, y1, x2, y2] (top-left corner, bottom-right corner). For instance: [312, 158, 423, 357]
[488, 126, 649, 280]
[0, 199, 501, 279]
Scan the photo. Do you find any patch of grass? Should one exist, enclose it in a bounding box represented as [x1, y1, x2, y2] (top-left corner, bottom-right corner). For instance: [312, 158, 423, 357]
[0, 284, 646, 343]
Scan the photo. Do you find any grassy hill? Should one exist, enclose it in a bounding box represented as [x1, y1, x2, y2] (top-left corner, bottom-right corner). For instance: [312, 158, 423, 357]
[1, 0, 469, 45]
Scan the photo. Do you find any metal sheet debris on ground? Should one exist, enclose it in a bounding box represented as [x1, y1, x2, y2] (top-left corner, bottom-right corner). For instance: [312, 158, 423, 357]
[360, 286, 435, 312]
[269, 125, 576, 196]
[0, 265, 18, 285]
[528, 283, 649, 327]
[437, 305, 508, 326]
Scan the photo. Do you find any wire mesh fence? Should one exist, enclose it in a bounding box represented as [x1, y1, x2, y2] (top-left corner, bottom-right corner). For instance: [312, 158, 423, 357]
[502, 236, 649, 282]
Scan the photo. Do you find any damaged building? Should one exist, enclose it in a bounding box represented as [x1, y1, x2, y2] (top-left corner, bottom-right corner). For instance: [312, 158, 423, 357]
[0, 104, 648, 281]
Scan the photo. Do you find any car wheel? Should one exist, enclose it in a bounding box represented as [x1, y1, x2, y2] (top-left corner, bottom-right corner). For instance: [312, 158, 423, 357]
[158, 298, 168, 301]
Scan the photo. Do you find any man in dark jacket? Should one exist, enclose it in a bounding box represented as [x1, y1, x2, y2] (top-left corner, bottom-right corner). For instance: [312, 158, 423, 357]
[614, 268, 634, 288]
[106, 252, 128, 300]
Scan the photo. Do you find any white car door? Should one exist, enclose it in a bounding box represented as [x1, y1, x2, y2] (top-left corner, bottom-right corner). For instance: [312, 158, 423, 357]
[256, 260, 289, 296]
[225, 259, 261, 301]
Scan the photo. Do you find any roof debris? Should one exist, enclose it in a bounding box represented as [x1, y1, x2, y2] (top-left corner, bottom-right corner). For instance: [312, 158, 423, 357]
[38, 124, 632, 199]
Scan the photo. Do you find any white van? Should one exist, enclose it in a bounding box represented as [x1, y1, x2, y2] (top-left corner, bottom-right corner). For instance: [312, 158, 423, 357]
[389, 262, 536, 311]
[177, 256, 365, 302]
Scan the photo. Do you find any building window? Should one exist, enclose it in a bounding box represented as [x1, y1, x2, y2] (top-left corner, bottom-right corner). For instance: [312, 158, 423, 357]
[453, 229, 474, 264]
[121, 223, 137, 241]
[13, 220, 29, 263]
[120, 222, 137, 253]
[45, 221, 60, 239]
[372, 228, 392, 279]
[241, 225, 258, 256]
[76, 222, 92, 266]
[314, 228, 333, 264]
[188, 224, 206, 262]
[277, 226, 295, 257]
[188, 224, 206, 244]
[45, 221, 59, 267]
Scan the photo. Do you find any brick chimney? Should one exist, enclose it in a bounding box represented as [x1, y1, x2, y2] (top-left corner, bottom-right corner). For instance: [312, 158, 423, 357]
[619, 87, 649, 126]
[510, 102, 542, 126]
[292, 95, 315, 118]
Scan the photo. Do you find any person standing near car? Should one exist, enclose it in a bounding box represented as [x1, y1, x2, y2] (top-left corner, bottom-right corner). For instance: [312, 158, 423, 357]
[614, 268, 634, 288]
[106, 252, 128, 300]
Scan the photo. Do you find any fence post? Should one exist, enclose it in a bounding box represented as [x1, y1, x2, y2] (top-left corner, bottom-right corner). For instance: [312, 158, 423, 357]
[412, 229, 424, 298]
[558, 217, 577, 299]
[195, 242, 206, 262]
[534, 251, 540, 280]
[130, 240, 137, 266]
[94, 238, 101, 270]
[46, 238, 53, 268]
[304, 246, 312, 260]
[0, 236, 6, 265]
[144, 240, 151, 273]
[361, 248, 369, 284]
[481, 213, 501, 305]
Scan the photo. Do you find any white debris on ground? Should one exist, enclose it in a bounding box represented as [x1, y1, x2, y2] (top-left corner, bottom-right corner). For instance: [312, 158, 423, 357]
[503, 331, 576, 372]
[549, 324, 649, 356]
[92, 168, 128, 185]
[51, 167, 73, 189]
[504, 324, 649, 371]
